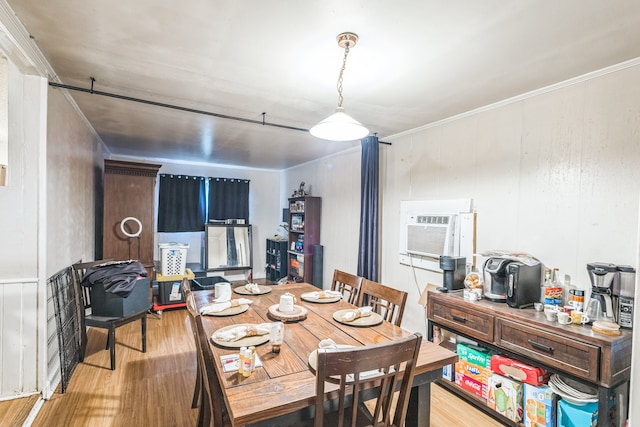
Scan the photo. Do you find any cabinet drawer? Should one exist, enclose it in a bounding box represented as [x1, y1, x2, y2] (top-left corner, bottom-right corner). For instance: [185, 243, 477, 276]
[495, 318, 599, 382]
[429, 299, 494, 342]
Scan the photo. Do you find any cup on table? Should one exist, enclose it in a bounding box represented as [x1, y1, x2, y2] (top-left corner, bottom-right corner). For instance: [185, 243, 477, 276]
[533, 302, 543, 312]
[279, 293, 295, 313]
[215, 282, 232, 301]
[557, 311, 573, 325]
[544, 309, 558, 322]
[570, 310, 590, 325]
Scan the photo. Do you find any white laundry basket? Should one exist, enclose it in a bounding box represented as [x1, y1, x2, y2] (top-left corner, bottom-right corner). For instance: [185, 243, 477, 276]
[159, 243, 189, 276]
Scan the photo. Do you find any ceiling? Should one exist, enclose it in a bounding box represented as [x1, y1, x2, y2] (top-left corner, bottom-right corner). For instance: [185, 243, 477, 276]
[6, 1, 640, 170]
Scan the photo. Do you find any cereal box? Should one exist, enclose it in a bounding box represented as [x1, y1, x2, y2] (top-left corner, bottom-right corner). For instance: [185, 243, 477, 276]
[456, 343, 495, 369]
[487, 373, 524, 423]
[524, 383, 557, 427]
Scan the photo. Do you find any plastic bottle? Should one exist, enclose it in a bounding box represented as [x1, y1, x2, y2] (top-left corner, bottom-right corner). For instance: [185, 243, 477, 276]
[564, 274, 576, 307]
[249, 346, 256, 372]
[242, 348, 252, 377]
[238, 346, 247, 375]
[541, 268, 551, 303]
[551, 268, 563, 305]
[270, 322, 284, 354]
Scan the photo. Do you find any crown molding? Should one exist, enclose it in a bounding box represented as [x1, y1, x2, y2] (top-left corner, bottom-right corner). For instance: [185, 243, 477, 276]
[388, 56, 640, 140]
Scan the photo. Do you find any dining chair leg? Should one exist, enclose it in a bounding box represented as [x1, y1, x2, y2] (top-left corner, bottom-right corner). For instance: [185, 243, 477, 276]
[141, 315, 147, 353]
[197, 387, 211, 427]
[109, 327, 116, 370]
[192, 365, 202, 408]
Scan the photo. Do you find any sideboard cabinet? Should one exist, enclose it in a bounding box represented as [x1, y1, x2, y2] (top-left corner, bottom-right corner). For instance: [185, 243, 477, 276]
[427, 290, 631, 427]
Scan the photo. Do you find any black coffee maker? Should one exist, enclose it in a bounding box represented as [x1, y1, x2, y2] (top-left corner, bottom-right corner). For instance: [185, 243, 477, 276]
[439, 256, 466, 290]
[483, 257, 512, 302]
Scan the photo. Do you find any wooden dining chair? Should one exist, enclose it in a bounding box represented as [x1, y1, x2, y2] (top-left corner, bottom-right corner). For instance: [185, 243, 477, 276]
[357, 279, 408, 327]
[182, 279, 202, 411]
[72, 260, 148, 370]
[195, 315, 231, 427]
[314, 333, 422, 427]
[331, 269, 363, 305]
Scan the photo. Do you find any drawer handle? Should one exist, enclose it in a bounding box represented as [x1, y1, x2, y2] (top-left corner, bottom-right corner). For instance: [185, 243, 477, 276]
[451, 314, 468, 323]
[528, 339, 554, 353]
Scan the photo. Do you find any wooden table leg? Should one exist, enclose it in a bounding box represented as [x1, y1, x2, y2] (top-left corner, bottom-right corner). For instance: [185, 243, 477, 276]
[406, 368, 442, 427]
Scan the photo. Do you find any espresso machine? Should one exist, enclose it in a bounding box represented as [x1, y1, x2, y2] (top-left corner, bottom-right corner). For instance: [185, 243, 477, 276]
[613, 265, 635, 328]
[586, 262, 617, 322]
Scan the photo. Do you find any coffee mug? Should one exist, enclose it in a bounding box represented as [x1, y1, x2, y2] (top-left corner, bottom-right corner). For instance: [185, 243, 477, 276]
[571, 310, 590, 325]
[544, 310, 557, 322]
[557, 311, 573, 325]
[279, 294, 295, 313]
[215, 282, 231, 301]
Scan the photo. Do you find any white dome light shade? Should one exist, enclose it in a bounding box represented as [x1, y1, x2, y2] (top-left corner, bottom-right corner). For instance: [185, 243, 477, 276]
[309, 107, 369, 141]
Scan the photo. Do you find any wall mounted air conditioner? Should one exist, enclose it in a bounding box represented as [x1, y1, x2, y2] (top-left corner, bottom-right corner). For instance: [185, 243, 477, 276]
[405, 213, 456, 258]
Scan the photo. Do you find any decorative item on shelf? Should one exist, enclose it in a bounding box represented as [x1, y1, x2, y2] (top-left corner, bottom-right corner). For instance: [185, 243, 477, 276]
[291, 181, 310, 198]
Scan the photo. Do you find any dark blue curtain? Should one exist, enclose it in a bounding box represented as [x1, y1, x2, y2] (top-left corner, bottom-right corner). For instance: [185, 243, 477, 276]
[208, 178, 250, 222]
[157, 175, 206, 232]
[357, 135, 379, 281]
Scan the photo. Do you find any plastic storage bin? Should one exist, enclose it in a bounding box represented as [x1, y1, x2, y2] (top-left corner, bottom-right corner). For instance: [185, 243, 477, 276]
[159, 243, 189, 276]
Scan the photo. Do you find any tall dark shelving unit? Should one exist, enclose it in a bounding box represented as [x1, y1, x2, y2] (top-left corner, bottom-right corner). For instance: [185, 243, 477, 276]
[287, 196, 321, 285]
[265, 238, 288, 283]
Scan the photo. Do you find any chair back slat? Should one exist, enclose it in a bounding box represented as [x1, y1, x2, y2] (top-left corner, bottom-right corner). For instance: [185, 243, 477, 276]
[331, 270, 363, 305]
[357, 279, 408, 327]
[314, 333, 422, 427]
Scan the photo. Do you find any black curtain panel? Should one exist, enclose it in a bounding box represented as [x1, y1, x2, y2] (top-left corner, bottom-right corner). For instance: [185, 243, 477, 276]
[357, 135, 380, 281]
[208, 178, 250, 222]
[157, 174, 206, 232]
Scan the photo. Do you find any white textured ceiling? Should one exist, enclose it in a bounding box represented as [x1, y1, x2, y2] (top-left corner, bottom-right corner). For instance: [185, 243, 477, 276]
[6, 0, 640, 169]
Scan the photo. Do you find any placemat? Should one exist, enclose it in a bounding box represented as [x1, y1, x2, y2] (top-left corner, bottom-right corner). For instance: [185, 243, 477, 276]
[300, 292, 341, 304]
[233, 285, 273, 295]
[203, 304, 249, 317]
[210, 324, 270, 348]
[333, 309, 383, 327]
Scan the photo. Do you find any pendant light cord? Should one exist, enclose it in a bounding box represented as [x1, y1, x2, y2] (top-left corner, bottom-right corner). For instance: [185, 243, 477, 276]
[336, 42, 350, 108]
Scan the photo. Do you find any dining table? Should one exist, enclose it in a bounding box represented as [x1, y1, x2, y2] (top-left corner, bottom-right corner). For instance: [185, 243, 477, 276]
[193, 281, 457, 427]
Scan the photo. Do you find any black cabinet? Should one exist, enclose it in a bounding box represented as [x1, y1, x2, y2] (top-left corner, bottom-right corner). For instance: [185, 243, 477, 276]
[265, 238, 288, 283]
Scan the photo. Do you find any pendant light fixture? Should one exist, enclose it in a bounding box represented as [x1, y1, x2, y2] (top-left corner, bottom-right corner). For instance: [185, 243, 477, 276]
[310, 32, 369, 142]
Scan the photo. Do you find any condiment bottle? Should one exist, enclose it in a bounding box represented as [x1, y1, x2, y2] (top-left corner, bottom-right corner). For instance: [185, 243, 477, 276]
[238, 346, 247, 375]
[541, 268, 551, 303]
[248, 346, 256, 372]
[551, 268, 563, 305]
[242, 348, 252, 377]
[270, 322, 284, 354]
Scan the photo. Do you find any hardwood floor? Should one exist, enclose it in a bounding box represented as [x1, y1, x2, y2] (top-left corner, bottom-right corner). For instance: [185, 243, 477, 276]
[1, 307, 503, 426]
